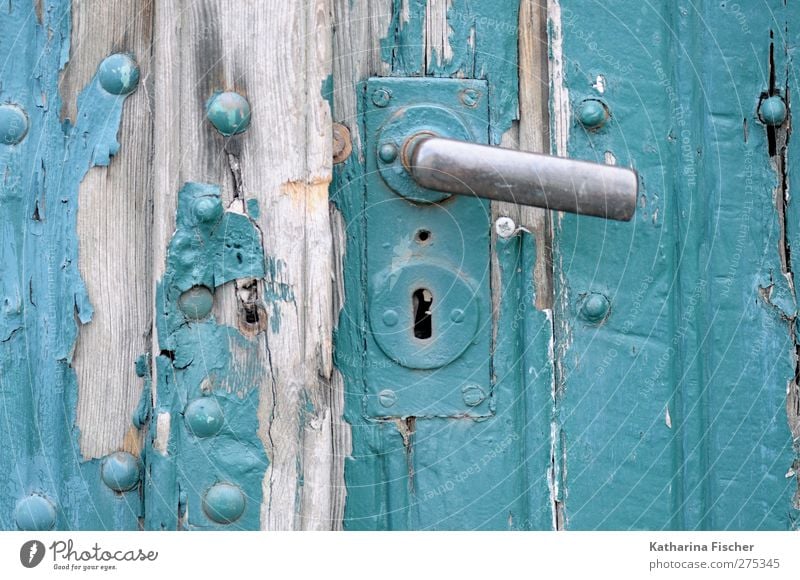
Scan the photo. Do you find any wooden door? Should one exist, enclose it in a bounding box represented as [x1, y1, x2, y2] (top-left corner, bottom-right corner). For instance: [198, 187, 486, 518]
[1, 0, 797, 531]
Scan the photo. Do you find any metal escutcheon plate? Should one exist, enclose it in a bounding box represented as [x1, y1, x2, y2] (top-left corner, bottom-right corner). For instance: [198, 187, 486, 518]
[369, 262, 480, 370]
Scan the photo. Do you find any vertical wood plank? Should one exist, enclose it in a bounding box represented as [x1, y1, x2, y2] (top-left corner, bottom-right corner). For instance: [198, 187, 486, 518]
[150, 0, 339, 530]
[68, 0, 154, 460]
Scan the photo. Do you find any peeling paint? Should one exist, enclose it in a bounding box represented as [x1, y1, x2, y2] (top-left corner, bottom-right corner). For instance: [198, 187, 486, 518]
[145, 182, 269, 530]
[0, 0, 141, 530]
[380, 0, 520, 143]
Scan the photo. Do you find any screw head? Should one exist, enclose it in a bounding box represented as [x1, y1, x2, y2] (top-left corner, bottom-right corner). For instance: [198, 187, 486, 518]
[495, 216, 516, 238]
[0, 104, 29, 145]
[578, 99, 608, 129]
[759, 96, 787, 126]
[97, 53, 140, 95]
[581, 292, 610, 322]
[450, 308, 465, 323]
[184, 397, 224, 438]
[382, 309, 399, 327]
[14, 495, 56, 531]
[461, 384, 486, 407]
[100, 452, 141, 492]
[332, 123, 352, 164]
[460, 88, 481, 108]
[378, 142, 398, 163]
[193, 197, 223, 223]
[203, 483, 246, 524]
[178, 286, 214, 320]
[206, 91, 251, 136]
[378, 389, 397, 408]
[372, 88, 391, 108]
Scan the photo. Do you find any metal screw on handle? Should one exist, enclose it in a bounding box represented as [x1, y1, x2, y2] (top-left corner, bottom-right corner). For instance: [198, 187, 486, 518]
[403, 135, 638, 221]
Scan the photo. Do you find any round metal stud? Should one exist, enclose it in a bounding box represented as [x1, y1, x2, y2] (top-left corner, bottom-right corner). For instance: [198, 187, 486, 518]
[206, 91, 251, 136]
[577, 99, 608, 129]
[581, 292, 610, 323]
[372, 88, 391, 108]
[14, 495, 57, 531]
[178, 286, 214, 320]
[461, 384, 486, 407]
[203, 483, 246, 524]
[378, 389, 397, 408]
[193, 196, 223, 223]
[100, 452, 141, 492]
[184, 397, 224, 438]
[450, 308, 465, 323]
[0, 104, 29, 145]
[382, 309, 399, 327]
[378, 143, 399, 163]
[759, 95, 787, 126]
[97, 53, 140, 95]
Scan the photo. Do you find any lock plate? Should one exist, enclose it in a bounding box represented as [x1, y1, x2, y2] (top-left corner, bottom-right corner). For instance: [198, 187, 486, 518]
[363, 77, 492, 418]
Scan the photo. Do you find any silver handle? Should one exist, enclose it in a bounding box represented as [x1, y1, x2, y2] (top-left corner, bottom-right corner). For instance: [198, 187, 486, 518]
[405, 136, 638, 221]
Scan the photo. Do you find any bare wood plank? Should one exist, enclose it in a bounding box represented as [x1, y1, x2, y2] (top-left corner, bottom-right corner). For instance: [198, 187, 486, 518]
[68, 0, 154, 460]
[518, 0, 552, 309]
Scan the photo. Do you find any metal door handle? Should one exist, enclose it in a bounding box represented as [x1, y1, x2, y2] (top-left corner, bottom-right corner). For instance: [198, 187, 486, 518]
[404, 135, 638, 221]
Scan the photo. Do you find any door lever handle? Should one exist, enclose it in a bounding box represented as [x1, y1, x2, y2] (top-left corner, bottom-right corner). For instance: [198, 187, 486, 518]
[404, 136, 638, 221]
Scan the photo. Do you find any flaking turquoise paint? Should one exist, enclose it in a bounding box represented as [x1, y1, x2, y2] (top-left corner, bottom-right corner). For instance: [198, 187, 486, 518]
[0, 0, 142, 530]
[333, 0, 556, 529]
[145, 183, 269, 530]
[379, 0, 520, 143]
[553, 0, 799, 530]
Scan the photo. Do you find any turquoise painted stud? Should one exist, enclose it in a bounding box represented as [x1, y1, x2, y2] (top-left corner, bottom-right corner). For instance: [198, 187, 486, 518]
[193, 196, 223, 223]
[378, 143, 398, 163]
[178, 286, 214, 320]
[184, 397, 224, 438]
[382, 309, 399, 327]
[371, 88, 391, 108]
[577, 99, 608, 129]
[100, 452, 141, 492]
[459, 88, 480, 108]
[206, 92, 251, 136]
[450, 308, 465, 323]
[581, 292, 611, 323]
[759, 96, 787, 126]
[378, 389, 397, 408]
[15, 495, 57, 531]
[0, 104, 29, 145]
[461, 384, 486, 407]
[98, 53, 140, 95]
[203, 483, 246, 524]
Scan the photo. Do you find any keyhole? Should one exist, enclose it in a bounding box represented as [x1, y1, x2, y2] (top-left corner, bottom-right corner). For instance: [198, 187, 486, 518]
[413, 288, 433, 339]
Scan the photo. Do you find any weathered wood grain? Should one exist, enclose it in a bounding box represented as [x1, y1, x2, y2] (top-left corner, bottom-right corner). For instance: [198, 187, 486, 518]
[151, 0, 339, 530]
[69, 0, 154, 460]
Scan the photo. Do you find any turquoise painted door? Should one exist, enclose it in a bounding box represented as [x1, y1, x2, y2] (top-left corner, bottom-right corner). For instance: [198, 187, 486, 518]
[2, 0, 798, 532]
[334, 0, 799, 531]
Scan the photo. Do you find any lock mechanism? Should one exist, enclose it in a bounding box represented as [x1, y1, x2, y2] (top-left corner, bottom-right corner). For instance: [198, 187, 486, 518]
[363, 77, 492, 419]
[361, 77, 637, 419]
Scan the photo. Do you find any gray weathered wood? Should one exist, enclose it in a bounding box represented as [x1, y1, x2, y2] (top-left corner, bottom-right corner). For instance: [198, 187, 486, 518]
[69, 0, 154, 460]
[152, 0, 340, 530]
